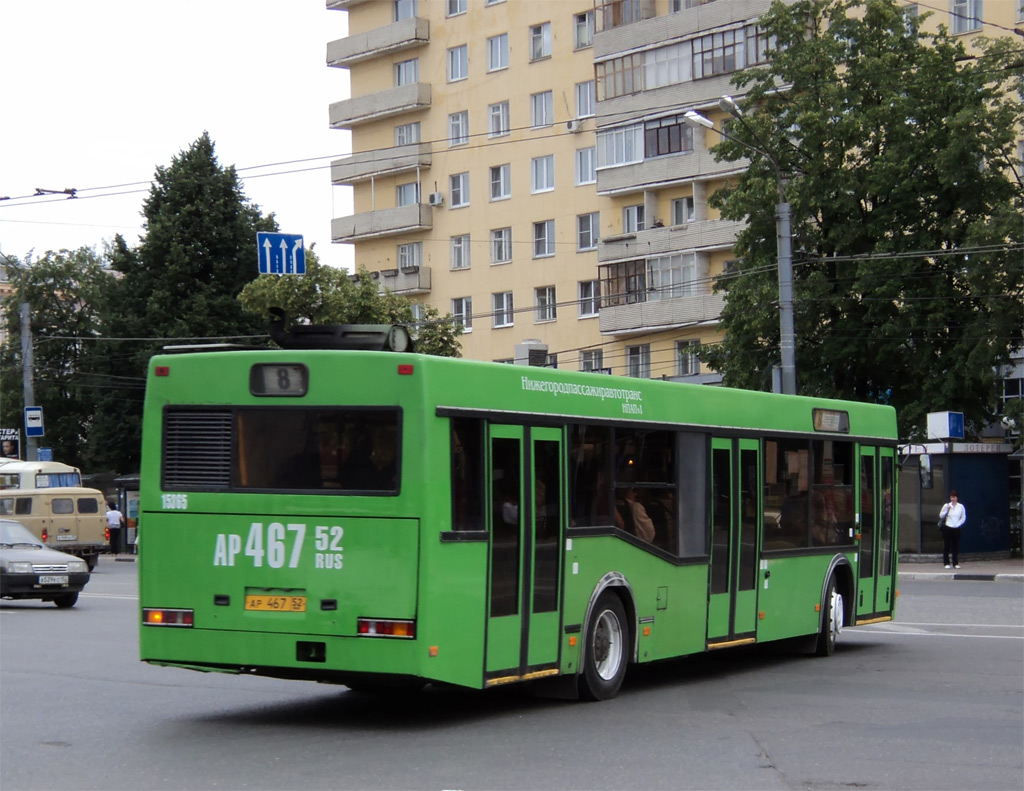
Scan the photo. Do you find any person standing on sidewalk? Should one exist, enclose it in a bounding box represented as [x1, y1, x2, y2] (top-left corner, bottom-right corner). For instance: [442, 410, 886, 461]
[939, 490, 967, 569]
[106, 501, 125, 555]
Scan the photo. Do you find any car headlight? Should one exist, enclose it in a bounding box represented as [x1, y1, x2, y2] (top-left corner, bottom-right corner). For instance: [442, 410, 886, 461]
[8, 562, 33, 574]
[67, 559, 88, 573]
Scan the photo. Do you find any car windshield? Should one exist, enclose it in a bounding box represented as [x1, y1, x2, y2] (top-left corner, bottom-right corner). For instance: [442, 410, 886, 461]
[0, 520, 43, 547]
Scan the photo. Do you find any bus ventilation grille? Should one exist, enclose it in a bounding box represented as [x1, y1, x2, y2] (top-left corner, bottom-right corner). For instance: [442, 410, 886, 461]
[163, 409, 233, 489]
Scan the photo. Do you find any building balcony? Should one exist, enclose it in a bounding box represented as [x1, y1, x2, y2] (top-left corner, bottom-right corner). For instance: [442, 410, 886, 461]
[376, 265, 432, 296]
[597, 219, 746, 264]
[331, 142, 432, 185]
[599, 292, 726, 335]
[327, 17, 430, 68]
[327, 0, 372, 9]
[329, 83, 431, 129]
[596, 148, 746, 195]
[595, 0, 773, 58]
[331, 203, 433, 243]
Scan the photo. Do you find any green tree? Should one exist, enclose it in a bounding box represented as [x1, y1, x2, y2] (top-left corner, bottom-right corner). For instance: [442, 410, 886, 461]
[86, 133, 277, 471]
[0, 248, 111, 467]
[701, 0, 1023, 438]
[238, 255, 463, 357]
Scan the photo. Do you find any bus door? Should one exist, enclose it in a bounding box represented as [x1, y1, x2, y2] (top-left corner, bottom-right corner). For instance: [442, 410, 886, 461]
[485, 425, 564, 678]
[857, 447, 896, 617]
[707, 438, 761, 645]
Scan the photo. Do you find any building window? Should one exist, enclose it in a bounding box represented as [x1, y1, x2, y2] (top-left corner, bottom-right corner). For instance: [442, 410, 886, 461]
[491, 227, 512, 264]
[450, 172, 470, 207]
[487, 34, 509, 71]
[577, 213, 599, 251]
[531, 91, 554, 128]
[396, 181, 420, 207]
[398, 242, 422, 268]
[623, 205, 645, 233]
[596, 124, 644, 168]
[575, 80, 596, 119]
[535, 286, 556, 322]
[451, 235, 471, 270]
[394, 122, 420, 146]
[626, 344, 651, 378]
[672, 196, 695, 225]
[581, 349, 604, 372]
[531, 155, 555, 193]
[533, 220, 555, 258]
[648, 253, 696, 300]
[529, 22, 552, 61]
[490, 164, 511, 200]
[578, 280, 599, 317]
[951, 0, 982, 33]
[394, 0, 417, 22]
[676, 340, 700, 376]
[447, 0, 466, 16]
[600, 260, 647, 307]
[394, 58, 419, 87]
[1018, 0, 1024, 21]
[452, 297, 472, 330]
[488, 101, 510, 137]
[575, 147, 596, 185]
[645, 115, 695, 158]
[595, 53, 644, 100]
[644, 42, 689, 89]
[493, 292, 514, 327]
[692, 28, 743, 79]
[574, 10, 595, 49]
[447, 45, 468, 82]
[448, 110, 469, 147]
[597, 0, 645, 30]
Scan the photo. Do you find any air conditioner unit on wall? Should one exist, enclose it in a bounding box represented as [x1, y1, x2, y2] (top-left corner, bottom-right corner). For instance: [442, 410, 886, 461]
[566, 118, 581, 133]
[428, 192, 444, 206]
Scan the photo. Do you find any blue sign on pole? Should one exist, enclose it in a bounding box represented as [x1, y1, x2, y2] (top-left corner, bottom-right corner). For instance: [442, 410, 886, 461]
[24, 406, 44, 438]
[257, 232, 306, 275]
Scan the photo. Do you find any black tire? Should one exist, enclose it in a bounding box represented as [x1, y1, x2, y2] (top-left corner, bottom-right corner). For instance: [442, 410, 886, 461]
[578, 592, 629, 701]
[85, 555, 97, 572]
[814, 577, 844, 657]
[53, 592, 79, 609]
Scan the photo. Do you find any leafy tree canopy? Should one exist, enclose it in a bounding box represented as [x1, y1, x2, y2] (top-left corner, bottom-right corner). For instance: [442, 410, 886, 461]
[238, 254, 463, 357]
[0, 248, 110, 468]
[702, 0, 1023, 438]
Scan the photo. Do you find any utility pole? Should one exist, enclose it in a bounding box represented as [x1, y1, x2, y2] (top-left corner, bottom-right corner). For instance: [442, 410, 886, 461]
[20, 302, 37, 461]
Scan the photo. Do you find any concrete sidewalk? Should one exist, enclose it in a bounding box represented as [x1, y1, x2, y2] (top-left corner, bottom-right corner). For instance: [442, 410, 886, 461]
[897, 555, 1024, 583]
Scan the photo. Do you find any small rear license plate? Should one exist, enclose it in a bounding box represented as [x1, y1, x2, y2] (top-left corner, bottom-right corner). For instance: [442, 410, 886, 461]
[55, 535, 77, 541]
[244, 595, 306, 612]
[38, 575, 68, 585]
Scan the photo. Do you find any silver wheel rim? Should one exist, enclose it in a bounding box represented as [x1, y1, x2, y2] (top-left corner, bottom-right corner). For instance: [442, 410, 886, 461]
[593, 608, 624, 681]
[830, 590, 844, 644]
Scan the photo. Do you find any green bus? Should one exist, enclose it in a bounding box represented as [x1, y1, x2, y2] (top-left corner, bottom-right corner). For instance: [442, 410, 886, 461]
[139, 327, 898, 700]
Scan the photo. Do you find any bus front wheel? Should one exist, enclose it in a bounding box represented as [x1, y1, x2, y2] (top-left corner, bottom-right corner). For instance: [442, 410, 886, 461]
[579, 592, 629, 701]
[814, 577, 843, 657]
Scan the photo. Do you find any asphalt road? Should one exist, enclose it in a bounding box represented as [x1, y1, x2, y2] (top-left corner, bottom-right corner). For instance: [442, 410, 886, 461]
[1, 558, 1021, 791]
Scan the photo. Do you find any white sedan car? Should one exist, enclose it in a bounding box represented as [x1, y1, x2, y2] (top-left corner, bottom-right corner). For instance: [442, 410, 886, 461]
[0, 519, 91, 608]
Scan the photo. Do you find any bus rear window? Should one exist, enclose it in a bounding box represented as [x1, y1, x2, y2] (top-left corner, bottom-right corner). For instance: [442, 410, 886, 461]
[236, 408, 400, 493]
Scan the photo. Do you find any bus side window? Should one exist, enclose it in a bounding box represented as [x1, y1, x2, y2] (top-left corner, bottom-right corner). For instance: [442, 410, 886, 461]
[52, 498, 74, 515]
[77, 498, 100, 514]
[15, 498, 31, 515]
[0, 497, 12, 515]
[451, 419, 485, 531]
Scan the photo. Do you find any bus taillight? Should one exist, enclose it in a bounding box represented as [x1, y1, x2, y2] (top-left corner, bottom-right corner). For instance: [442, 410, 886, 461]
[357, 618, 415, 638]
[105, 527, 110, 542]
[41, 528, 48, 542]
[143, 608, 194, 627]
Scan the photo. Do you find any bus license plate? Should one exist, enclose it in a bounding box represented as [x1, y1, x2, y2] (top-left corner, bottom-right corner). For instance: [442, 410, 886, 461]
[244, 595, 306, 612]
[55, 535, 77, 541]
[39, 575, 68, 585]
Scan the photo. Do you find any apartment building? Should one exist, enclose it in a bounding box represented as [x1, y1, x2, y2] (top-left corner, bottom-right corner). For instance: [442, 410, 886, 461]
[327, 0, 607, 373]
[326, 0, 1022, 385]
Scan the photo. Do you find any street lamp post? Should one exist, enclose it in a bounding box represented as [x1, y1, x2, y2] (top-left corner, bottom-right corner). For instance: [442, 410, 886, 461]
[684, 100, 797, 395]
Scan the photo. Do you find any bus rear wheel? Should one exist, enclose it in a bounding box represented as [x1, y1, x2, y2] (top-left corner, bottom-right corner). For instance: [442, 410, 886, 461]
[579, 592, 628, 701]
[814, 577, 843, 657]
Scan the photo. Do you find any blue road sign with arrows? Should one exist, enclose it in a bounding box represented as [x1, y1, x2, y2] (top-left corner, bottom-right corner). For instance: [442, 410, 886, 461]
[257, 232, 306, 275]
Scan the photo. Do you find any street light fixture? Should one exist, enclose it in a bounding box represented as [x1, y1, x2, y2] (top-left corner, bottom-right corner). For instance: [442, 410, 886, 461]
[684, 99, 798, 396]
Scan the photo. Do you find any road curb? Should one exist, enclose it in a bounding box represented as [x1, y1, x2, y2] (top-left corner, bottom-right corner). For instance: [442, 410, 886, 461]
[898, 572, 1024, 583]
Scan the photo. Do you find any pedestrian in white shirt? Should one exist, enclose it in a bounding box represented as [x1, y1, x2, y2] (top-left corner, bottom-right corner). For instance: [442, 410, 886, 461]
[938, 490, 966, 569]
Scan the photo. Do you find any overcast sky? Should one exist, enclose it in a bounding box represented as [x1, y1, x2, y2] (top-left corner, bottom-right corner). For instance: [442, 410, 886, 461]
[0, 1, 354, 271]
